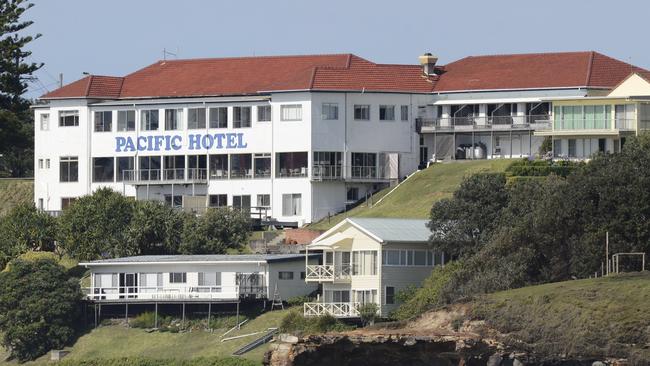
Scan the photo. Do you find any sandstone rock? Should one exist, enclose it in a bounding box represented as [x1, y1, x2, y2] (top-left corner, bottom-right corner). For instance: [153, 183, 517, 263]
[278, 334, 299, 344]
[592, 362, 606, 366]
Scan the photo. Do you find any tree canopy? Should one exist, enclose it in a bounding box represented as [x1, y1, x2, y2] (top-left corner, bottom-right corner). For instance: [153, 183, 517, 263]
[180, 207, 251, 254]
[0, 203, 56, 268]
[0, 257, 81, 361]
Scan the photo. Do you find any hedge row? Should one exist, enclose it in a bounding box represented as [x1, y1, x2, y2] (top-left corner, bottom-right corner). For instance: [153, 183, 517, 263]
[58, 357, 258, 366]
[506, 165, 576, 177]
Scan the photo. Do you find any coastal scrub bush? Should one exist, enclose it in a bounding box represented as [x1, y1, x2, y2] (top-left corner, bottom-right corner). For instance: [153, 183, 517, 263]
[358, 303, 379, 326]
[130, 312, 157, 329]
[279, 308, 351, 334]
[286, 295, 312, 307]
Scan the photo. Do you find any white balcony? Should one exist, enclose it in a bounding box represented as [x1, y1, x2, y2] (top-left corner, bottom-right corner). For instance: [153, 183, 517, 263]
[121, 168, 208, 185]
[303, 302, 360, 318]
[82, 285, 266, 302]
[416, 114, 552, 133]
[305, 264, 351, 282]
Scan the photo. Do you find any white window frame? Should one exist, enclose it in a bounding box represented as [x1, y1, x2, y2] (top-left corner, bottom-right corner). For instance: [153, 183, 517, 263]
[385, 286, 395, 305]
[354, 105, 370, 120]
[257, 105, 272, 122]
[169, 272, 187, 284]
[117, 110, 136, 132]
[94, 111, 113, 132]
[401, 105, 409, 121]
[59, 110, 79, 127]
[187, 107, 206, 129]
[379, 105, 395, 121]
[40, 113, 49, 131]
[165, 108, 183, 131]
[280, 104, 303, 121]
[141, 109, 159, 131]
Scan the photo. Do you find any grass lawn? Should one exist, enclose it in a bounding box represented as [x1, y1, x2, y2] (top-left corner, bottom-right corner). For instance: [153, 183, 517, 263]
[0, 179, 33, 216]
[474, 272, 650, 361]
[1, 308, 291, 365]
[308, 159, 514, 231]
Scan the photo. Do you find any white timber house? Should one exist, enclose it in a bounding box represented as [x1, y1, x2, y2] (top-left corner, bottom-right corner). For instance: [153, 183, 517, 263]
[80, 254, 318, 303]
[304, 218, 443, 318]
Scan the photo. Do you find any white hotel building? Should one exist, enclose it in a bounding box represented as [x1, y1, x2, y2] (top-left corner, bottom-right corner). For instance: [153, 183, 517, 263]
[34, 51, 647, 225]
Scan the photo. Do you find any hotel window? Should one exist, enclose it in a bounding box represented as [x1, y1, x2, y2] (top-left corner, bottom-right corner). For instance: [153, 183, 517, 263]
[117, 110, 136, 131]
[188, 155, 207, 180]
[253, 153, 271, 178]
[59, 110, 79, 127]
[233, 106, 251, 128]
[257, 105, 271, 122]
[401, 105, 409, 121]
[40, 113, 49, 130]
[169, 272, 187, 284]
[278, 271, 294, 280]
[230, 154, 252, 179]
[139, 156, 161, 181]
[312, 151, 342, 179]
[352, 251, 377, 275]
[92, 157, 114, 182]
[233, 195, 251, 210]
[61, 197, 77, 210]
[116, 156, 134, 182]
[280, 104, 302, 121]
[347, 187, 359, 201]
[257, 194, 270, 208]
[322, 103, 339, 120]
[188, 107, 206, 129]
[379, 105, 395, 121]
[163, 155, 185, 180]
[568, 139, 577, 158]
[209, 194, 227, 207]
[209, 154, 228, 179]
[354, 105, 370, 120]
[615, 104, 635, 129]
[209, 107, 228, 128]
[165, 109, 182, 130]
[282, 193, 301, 216]
[45, 159, 50, 169]
[59, 156, 78, 182]
[164, 195, 182, 208]
[141, 109, 159, 131]
[385, 286, 395, 305]
[94, 111, 112, 132]
[276, 152, 308, 177]
[38, 159, 43, 169]
[351, 152, 377, 178]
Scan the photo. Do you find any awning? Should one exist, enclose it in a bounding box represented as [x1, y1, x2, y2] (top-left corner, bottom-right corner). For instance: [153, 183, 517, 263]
[430, 97, 544, 106]
[307, 232, 352, 250]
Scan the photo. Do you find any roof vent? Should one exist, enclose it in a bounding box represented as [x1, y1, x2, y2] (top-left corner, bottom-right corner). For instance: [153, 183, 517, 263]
[419, 53, 438, 76]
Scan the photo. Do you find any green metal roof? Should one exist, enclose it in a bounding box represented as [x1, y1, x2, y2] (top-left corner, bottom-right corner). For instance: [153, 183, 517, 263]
[346, 217, 431, 243]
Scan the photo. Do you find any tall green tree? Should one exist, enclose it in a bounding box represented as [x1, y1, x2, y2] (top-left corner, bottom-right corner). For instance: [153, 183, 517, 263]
[180, 207, 251, 254]
[0, 203, 56, 268]
[0, 257, 81, 361]
[57, 188, 135, 260]
[0, 0, 42, 177]
[127, 200, 186, 255]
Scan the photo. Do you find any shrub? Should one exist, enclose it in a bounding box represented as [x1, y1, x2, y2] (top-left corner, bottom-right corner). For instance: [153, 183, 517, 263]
[208, 315, 242, 330]
[279, 309, 351, 334]
[130, 312, 156, 329]
[358, 303, 379, 326]
[286, 295, 311, 307]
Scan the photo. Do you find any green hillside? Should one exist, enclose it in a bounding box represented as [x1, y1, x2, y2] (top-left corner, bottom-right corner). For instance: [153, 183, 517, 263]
[1, 308, 290, 365]
[0, 179, 33, 216]
[473, 272, 650, 362]
[309, 159, 514, 230]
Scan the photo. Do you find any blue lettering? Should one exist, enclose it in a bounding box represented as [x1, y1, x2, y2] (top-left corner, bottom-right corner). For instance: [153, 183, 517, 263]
[201, 134, 214, 149]
[171, 135, 182, 150]
[115, 137, 126, 152]
[147, 136, 155, 151]
[214, 134, 225, 149]
[236, 133, 247, 148]
[137, 136, 148, 151]
[188, 134, 202, 150]
[226, 133, 237, 148]
[125, 137, 135, 152]
[153, 136, 164, 151]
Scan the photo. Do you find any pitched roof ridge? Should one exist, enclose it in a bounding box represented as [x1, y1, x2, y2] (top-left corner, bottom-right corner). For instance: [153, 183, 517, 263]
[461, 50, 593, 59]
[154, 53, 357, 64]
[83, 75, 94, 97]
[585, 51, 595, 86]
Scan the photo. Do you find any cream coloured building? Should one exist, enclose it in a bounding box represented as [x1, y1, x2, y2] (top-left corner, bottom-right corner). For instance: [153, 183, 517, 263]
[303, 218, 443, 318]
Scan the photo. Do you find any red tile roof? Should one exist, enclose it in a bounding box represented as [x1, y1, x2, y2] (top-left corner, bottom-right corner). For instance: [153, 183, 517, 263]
[42, 75, 123, 99]
[40, 51, 647, 99]
[433, 51, 645, 92]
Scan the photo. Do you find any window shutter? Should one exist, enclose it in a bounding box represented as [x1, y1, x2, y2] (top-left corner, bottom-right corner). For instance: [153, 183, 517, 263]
[198, 272, 205, 286]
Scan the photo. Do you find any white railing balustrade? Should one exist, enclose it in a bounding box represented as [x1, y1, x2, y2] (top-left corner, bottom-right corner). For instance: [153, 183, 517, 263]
[303, 302, 361, 317]
[305, 264, 352, 281]
[82, 285, 241, 301]
[416, 115, 552, 132]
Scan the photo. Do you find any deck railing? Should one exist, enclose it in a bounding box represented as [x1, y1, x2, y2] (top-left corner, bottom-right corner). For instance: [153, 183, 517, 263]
[122, 169, 208, 184]
[416, 114, 552, 132]
[82, 285, 243, 301]
[303, 302, 361, 317]
[305, 264, 351, 281]
[552, 118, 635, 131]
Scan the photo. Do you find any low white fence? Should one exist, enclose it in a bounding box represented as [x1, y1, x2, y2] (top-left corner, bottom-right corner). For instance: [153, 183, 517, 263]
[303, 302, 360, 317]
[82, 285, 241, 301]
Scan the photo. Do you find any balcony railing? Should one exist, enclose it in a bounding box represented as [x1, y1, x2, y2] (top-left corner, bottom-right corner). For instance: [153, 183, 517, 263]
[122, 169, 208, 184]
[304, 302, 361, 318]
[305, 264, 351, 282]
[416, 114, 552, 132]
[229, 169, 253, 179]
[312, 165, 343, 180]
[350, 165, 390, 181]
[278, 167, 308, 178]
[83, 285, 241, 301]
